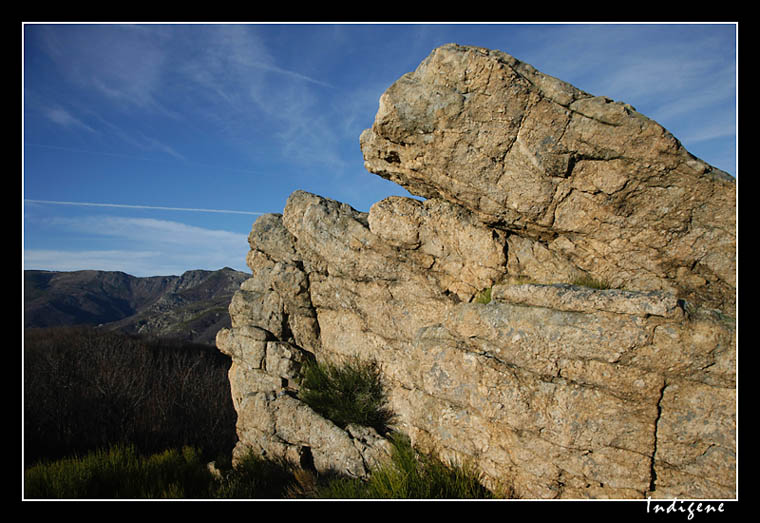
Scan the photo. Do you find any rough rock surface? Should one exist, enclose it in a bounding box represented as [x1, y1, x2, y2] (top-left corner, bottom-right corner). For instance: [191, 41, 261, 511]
[217, 44, 736, 499]
[360, 43, 735, 312]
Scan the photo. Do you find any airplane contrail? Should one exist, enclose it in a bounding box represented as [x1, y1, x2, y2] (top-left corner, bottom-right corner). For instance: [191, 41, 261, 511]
[24, 199, 268, 216]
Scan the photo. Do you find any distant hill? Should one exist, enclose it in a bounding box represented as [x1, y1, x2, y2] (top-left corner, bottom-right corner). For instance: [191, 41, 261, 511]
[24, 267, 249, 345]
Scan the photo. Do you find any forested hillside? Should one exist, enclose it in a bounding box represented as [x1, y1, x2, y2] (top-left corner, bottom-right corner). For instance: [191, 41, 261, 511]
[24, 267, 248, 345]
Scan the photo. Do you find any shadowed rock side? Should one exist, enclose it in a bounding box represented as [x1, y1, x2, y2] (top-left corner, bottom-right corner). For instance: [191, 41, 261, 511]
[217, 44, 736, 499]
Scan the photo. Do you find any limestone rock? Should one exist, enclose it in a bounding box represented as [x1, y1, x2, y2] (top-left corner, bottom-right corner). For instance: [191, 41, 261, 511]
[217, 43, 736, 500]
[360, 43, 735, 312]
[369, 196, 507, 299]
[491, 283, 680, 317]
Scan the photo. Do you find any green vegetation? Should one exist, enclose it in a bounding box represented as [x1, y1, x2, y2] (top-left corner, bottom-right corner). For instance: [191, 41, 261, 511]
[295, 358, 504, 498]
[213, 451, 299, 499]
[24, 327, 507, 499]
[314, 433, 503, 499]
[24, 444, 298, 499]
[24, 444, 213, 499]
[24, 436, 506, 499]
[298, 355, 396, 435]
[474, 287, 492, 304]
[570, 274, 612, 290]
[24, 326, 237, 466]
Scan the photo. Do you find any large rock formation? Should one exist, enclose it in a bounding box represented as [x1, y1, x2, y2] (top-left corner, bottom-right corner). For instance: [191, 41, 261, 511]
[217, 44, 736, 499]
[360, 44, 735, 312]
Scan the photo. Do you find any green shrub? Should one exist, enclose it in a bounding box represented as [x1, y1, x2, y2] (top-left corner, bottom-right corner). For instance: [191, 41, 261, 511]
[316, 433, 499, 499]
[298, 355, 395, 435]
[24, 444, 212, 499]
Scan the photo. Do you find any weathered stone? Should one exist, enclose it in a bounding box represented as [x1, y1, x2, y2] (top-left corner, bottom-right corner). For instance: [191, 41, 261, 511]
[346, 423, 395, 471]
[264, 341, 310, 383]
[231, 390, 390, 479]
[650, 380, 736, 499]
[504, 234, 583, 284]
[216, 325, 269, 370]
[217, 43, 736, 500]
[360, 43, 735, 312]
[247, 213, 300, 264]
[238, 213, 321, 353]
[491, 283, 680, 317]
[368, 196, 508, 299]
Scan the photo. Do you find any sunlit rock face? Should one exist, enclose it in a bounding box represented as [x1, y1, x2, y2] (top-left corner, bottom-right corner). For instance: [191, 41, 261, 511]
[218, 44, 736, 499]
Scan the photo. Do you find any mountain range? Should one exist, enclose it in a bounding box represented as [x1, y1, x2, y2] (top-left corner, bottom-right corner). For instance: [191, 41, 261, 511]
[24, 267, 249, 345]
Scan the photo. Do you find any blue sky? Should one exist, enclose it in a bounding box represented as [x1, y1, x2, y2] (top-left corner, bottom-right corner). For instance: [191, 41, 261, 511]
[22, 22, 737, 277]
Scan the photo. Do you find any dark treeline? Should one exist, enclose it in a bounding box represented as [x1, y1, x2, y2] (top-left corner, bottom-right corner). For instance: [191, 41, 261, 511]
[23, 326, 237, 466]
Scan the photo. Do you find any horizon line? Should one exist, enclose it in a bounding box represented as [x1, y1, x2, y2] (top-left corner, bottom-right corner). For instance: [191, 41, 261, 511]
[24, 199, 269, 216]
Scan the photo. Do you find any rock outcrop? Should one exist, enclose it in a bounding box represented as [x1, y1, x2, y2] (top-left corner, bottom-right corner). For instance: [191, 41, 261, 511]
[217, 44, 736, 499]
[361, 43, 735, 313]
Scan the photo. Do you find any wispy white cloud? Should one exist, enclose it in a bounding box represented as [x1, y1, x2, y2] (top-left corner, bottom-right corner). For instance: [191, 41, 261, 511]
[646, 73, 736, 123]
[177, 24, 332, 90]
[136, 132, 187, 161]
[27, 92, 187, 164]
[677, 121, 737, 145]
[170, 24, 343, 169]
[43, 106, 98, 133]
[24, 214, 251, 276]
[517, 24, 735, 108]
[24, 199, 266, 215]
[249, 60, 333, 88]
[37, 24, 168, 111]
[28, 24, 354, 173]
[66, 216, 246, 248]
[24, 249, 164, 276]
[67, 97, 189, 161]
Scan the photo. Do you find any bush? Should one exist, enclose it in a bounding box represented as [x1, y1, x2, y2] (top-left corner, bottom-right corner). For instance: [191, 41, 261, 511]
[298, 355, 395, 435]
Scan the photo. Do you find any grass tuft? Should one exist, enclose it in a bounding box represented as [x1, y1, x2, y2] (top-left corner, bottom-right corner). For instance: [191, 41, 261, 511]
[315, 433, 500, 499]
[298, 355, 395, 435]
